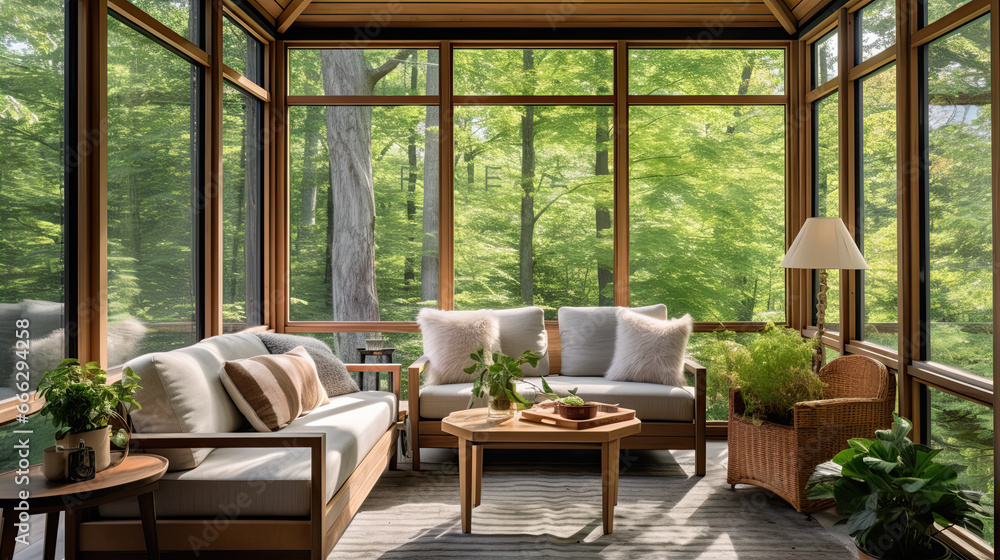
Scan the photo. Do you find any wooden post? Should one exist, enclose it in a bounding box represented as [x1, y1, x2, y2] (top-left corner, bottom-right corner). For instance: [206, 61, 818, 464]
[613, 40, 629, 306]
[77, 0, 108, 367]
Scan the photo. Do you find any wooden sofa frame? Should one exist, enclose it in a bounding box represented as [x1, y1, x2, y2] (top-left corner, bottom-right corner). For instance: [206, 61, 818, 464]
[407, 326, 707, 476]
[69, 363, 402, 560]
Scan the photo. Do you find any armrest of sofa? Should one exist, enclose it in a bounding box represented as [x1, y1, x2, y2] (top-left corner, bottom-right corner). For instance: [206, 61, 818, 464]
[345, 363, 402, 402]
[408, 355, 430, 422]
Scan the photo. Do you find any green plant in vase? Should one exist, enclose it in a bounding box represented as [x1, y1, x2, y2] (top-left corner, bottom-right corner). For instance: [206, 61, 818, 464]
[807, 415, 991, 560]
[36, 359, 142, 472]
[464, 348, 542, 421]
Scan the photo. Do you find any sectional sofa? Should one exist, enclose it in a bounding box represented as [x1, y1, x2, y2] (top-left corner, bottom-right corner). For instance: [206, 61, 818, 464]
[408, 305, 707, 475]
[71, 332, 401, 560]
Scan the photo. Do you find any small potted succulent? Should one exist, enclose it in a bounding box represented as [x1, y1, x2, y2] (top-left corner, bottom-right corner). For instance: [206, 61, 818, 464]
[36, 359, 142, 472]
[554, 392, 598, 420]
[807, 415, 991, 560]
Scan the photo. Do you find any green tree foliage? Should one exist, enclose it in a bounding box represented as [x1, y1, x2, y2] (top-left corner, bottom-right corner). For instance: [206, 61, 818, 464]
[0, 0, 64, 307]
[106, 15, 199, 357]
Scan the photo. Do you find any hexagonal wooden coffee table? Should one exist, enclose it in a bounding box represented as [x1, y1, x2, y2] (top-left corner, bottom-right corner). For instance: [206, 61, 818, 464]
[441, 408, 641, 535]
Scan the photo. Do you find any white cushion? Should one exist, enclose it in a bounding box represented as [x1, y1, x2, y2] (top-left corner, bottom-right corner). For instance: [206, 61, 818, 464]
[196, 332, 271, 360]
[490, 307, 549, 376]
[128, 348, 247, 470]
[419, 376, 694, 422]
[417, 308, 500, 385]
[558, 305, 667, 376]
[606, 311, 692, 385]
[98, 391, 397, 518]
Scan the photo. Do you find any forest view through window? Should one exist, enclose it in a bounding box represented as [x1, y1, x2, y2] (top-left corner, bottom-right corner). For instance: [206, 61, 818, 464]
[288, 47, 787, 359]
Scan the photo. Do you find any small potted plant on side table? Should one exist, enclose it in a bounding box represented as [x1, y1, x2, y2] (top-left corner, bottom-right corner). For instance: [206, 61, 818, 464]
[37, 359, 142, 473]
[807, 415, 991, 560]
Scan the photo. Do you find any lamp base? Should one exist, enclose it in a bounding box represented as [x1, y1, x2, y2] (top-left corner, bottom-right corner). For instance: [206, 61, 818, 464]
[814, 269, 828, 374]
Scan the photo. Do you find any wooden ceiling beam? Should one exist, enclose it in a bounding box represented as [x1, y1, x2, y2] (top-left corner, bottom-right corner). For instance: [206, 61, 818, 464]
[304, 2, 774, 15]
[762, 0, 797, 33]
[277, 0, 313, 32]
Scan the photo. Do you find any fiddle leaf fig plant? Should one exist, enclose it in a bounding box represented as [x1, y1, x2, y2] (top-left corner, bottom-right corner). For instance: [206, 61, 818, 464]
[36, 358, 142, 442]
[807, 414, 991, 559]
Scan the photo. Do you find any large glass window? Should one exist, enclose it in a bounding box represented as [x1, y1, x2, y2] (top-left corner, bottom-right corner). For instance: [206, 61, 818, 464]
[814, 92, 840, 333]
[860, 66, 898, 349]
[107, 16, 198, 361]
[452, 105, 614, 315]
[0, 0, 65, 471]
[925, 16, 991, 377]
[129, 0, 196, 44]
[288, 49, 438, 96]
[629, 49, 785, 95]
[925, 0, 975, 26]
[287, 51, 439, 362]
[455, 49, 612, 96]
[928, 386, 994, 545]
[222, 14, 262, 85]
[222, 83, 263, 329]
[0, 0, 67, 398]
[858, 0, 896, 62]
[812, 30, 839, 87]
[629, 105, 786, 321]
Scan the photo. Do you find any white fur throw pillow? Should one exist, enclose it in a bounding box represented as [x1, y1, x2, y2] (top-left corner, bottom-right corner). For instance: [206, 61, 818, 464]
[417, 308, 501, 385]
[605, 310, 692, 386]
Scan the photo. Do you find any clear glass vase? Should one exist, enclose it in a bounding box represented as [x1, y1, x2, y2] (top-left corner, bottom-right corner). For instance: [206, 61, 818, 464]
[487, 385, 516, 422]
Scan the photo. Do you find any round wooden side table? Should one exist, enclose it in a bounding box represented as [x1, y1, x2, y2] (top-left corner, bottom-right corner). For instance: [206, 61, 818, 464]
[0, 454, 168, 560]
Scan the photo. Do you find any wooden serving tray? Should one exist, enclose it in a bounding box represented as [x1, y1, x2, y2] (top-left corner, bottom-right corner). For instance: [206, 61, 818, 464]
[520, 405, 636, 430]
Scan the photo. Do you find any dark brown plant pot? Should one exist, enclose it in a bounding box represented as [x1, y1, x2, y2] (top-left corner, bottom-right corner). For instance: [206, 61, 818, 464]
[856, 538, 952, 560]
[556, 403, 598, 420]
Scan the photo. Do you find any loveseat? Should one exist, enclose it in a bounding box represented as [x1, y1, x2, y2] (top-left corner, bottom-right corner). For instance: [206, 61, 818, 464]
[70, 332, 401, 560]
[408, 305, 706, 476]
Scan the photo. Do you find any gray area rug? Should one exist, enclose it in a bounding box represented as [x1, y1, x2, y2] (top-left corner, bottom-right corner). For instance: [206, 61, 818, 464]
[330, 450, 854, 559]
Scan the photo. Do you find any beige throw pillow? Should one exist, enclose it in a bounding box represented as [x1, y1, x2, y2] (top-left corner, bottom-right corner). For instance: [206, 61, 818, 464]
[221, 346, 330, 432]
[605, 310, 692, 386]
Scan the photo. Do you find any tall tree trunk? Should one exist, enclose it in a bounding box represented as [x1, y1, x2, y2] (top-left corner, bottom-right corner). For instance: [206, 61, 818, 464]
[727, 55, 756, 133]
[298, 103, 324, 237]
[519, 50, 536, 305]
[422, 49, 440, 302]
[595, 82, 613, 307]
[404, 64, 418, 285]
[320, 49, 412, 359]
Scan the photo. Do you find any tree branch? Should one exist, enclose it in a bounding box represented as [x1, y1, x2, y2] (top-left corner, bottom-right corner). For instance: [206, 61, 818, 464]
[370, 49, 417, 85]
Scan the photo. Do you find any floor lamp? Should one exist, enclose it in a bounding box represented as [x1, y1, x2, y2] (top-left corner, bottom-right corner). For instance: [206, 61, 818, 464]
[781, 217, 869, 373]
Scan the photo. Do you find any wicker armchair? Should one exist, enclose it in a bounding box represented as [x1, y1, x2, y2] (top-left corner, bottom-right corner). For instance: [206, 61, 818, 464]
[727, 355, 896, 513]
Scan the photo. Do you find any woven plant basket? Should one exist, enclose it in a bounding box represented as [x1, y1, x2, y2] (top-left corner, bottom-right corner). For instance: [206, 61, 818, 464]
[726, 355, 896, 513]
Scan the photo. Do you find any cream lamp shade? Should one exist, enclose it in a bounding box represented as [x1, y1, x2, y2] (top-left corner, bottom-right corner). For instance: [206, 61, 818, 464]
[780, 217, 869, 270]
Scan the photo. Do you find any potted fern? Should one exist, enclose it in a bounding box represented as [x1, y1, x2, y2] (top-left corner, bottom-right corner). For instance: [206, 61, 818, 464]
[36, 359, 142, 472]
[807, 415, 990, 559]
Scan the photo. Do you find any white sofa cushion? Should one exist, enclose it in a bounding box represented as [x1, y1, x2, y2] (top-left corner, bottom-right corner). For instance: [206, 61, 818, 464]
[606, 311, 692, 386]
[99, 391, 397, 518]
[419, 376, 693, 422]
[417, 308, 500, 385]
[558, 305, 667, 376]
[491, 307, 550, 376]
[127, 333, 269, 470]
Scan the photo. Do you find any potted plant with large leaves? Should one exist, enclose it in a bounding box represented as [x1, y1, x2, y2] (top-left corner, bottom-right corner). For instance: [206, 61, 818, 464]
[36, 359, 142, 472]
[807, 415, 991, 560]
